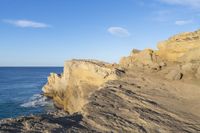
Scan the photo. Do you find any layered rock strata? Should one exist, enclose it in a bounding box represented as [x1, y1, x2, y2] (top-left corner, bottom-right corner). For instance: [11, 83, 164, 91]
[120, 29, 200, 80]
[1, 29, 200, 133]
[43, 59, 124, 114]
[1, 70, 200, 132]
[157, 30, 200, 62]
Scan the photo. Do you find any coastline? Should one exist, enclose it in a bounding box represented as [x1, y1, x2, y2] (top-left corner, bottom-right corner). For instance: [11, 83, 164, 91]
[1, 29, 200, 132]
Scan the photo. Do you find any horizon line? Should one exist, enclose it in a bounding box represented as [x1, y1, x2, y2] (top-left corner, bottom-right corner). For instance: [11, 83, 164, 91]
[0, 66, 63, 67]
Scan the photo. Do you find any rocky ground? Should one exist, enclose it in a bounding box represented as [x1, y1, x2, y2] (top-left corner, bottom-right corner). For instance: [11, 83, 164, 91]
[1, 29, 200, 133]
[1, 69, 200, 133]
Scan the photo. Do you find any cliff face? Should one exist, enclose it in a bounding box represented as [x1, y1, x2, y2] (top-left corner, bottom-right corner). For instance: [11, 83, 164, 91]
[43, 59, 124, 114]
[157, 30, 200, 62]
[2, 65, 200, 133]
[120, 49, 165, 70]
[43, 29, 200, 115]
[2, 29, 200, 133]
[43, 30, 200, 132]
[120, 29, 200, 80]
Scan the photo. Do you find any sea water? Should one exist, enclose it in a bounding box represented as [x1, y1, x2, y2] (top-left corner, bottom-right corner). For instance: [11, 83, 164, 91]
[0, 67, 63, 119]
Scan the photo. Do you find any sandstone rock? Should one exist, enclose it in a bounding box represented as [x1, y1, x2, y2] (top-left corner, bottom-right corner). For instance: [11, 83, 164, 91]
[43, 59, 124, 114]
[165, 70, 183, 80]
[157, 29, 200, 62]
[1, 68, 200, 132]
[159, 62, 167, 67]
[181, 63, 200, 74]
[181, 63, 194, 74]
[196, 66, 200, 79]
[120, 49, 164, 70]
[2, 29, 200, 133]
[178, 46, 200, 63]
[179, 61, 200, 80]
[130, 49, 141, 56]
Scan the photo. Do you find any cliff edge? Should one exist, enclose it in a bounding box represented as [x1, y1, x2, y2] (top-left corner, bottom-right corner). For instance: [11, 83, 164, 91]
[1, 29, 200, 133]
[43, 59, 125, 114]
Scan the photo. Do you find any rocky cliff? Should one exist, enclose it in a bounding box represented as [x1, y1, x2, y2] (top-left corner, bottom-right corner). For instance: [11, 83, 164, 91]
[120, 29, 200, 80]
[157, 30, 200, 62]
[43, 59, 125, 114]
[1, 29, 200, 133]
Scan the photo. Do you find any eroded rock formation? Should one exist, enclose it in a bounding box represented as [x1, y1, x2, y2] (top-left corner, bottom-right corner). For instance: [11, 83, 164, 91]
[43, 59, 124, 114]
[1, 29, 200, 133]
[120, 49, 165, 70]
[41, 29, 200, 127]
[1, 69, 200, 132]
[120, 29, 200, 80]
[157, 30, 200, 62]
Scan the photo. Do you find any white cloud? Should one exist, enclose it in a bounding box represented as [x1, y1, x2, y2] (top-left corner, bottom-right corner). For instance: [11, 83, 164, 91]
[159, 0, 200, 8]
[3, 19, 50, 28]
[175, 20, 193, 25]
[108, 27, 130, 37]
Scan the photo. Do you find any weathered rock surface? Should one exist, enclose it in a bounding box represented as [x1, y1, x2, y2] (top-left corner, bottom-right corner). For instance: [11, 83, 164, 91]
[165, 69, 183, 80]
[157, 29, 200, 62]
[43, 59, 124, 114]
[120, 49, 165, 70]
[1, 29, 200, 133]
[1, 70, 200, 132]
[120, 29, 200, 80]
[196, 66, 200, 79]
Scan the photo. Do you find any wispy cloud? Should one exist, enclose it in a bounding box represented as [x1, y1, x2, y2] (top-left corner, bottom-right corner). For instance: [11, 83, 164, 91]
[175, 20, 193, 25]
[159, 0, 200, 8]
[107, 27, 130, 37]
[3, 19, 50, 28]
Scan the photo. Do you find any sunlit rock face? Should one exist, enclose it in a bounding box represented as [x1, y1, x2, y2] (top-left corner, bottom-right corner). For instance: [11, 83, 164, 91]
[120, 49, 165, 70]
[157, 29, 200, 80]
[2, 30, 200, 133]
[43, 29, 200, 115]
[120, 29, 200, 80]
[43, 59, 124, 114]
[157, 30, 200, 62]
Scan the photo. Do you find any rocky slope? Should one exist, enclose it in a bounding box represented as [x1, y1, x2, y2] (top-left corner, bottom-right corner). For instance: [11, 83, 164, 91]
[1, 29, 200, 133]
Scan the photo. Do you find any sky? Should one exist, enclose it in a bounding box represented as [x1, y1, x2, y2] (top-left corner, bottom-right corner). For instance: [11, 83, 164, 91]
[0, 0, 200, 66]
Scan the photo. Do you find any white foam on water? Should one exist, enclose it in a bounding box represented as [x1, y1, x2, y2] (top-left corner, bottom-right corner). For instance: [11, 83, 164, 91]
[20, 94, 53, 108]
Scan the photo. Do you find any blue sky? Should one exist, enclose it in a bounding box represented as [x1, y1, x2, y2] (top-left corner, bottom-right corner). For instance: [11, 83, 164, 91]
[0, 0, 200, 66]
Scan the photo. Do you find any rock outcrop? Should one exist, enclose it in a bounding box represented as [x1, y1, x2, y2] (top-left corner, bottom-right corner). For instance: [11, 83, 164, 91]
[1, 29, 200, 133]
[43, 59, 124, 114]
[165, 69, 183, 80]
[1, 69, 200, 132]
[157, 29, 200, 62]
[41, 29, 200, 117]
[120, 49, 165, 70]
[120, 29, 200, 80]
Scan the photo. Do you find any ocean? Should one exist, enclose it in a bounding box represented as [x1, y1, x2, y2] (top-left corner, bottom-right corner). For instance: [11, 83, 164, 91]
[0, 67, 63, 119]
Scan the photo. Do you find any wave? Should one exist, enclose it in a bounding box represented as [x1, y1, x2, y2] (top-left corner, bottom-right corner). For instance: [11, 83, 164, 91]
[20, 94, 53, 108]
